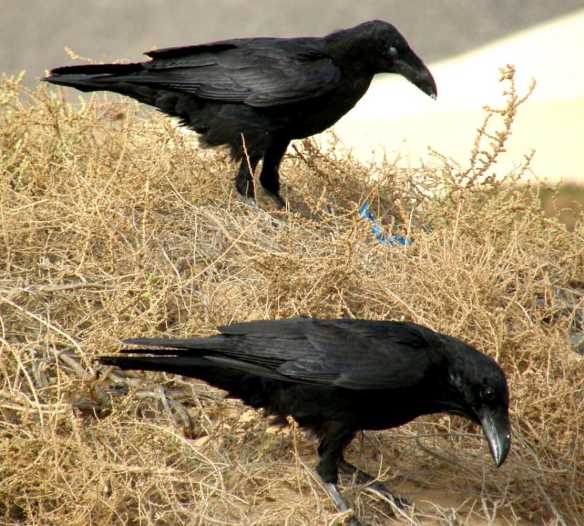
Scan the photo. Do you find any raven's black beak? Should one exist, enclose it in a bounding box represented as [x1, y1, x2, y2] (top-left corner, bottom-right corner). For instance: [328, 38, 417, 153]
[394, 50, 437, 99]
[479, 407, 511, 467]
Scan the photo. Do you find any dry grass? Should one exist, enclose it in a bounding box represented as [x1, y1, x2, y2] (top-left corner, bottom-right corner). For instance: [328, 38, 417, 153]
[1, 67, 584, 525]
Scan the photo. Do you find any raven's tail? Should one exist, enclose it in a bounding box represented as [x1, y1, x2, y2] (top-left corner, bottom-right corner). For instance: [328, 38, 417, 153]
[44, 63, 160, 105]
[98, 338, 279, 408]
[44, 63, 144, 92]
[98, 352, 213, 378]
[98, 337, 229, 379]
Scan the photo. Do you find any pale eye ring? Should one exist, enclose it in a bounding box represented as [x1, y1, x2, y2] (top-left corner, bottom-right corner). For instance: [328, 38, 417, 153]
[388, 46, 398, 58]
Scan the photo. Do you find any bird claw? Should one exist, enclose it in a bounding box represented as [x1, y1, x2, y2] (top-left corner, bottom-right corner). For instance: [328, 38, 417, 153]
[323, 483, 361, 525]
[364, 481, 410, 510]
[235, 193, 258, 208]
[339, 460, 409, 512]
[264, 190, 286, 209]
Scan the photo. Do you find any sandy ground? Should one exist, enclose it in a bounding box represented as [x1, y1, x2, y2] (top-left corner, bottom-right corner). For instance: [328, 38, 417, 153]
[332, 10, 584, 185]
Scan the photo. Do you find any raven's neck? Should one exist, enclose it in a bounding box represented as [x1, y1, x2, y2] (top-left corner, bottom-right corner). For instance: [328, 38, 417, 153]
[324, 30, 377, 75]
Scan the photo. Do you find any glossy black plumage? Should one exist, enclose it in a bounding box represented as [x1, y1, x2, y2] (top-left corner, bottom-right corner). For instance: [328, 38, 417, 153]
[44, 21, 436, 207]
[99, 318, 510, 524]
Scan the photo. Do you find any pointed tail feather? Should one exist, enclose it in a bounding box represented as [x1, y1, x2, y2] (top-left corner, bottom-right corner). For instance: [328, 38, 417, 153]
[97, 352, 275, 406]
[44, 63, 143, 92]
[121, 337, 223, 352]
[98, 353, 211, 376]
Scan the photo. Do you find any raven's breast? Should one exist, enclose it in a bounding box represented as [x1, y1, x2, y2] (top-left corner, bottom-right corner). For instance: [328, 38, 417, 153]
[263, 76, 373, 139]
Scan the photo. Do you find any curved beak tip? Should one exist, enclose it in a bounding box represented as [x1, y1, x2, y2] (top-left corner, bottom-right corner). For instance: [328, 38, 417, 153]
[493, 432, 511, 467]
[485, 426, 511, 467]
[424, 77, 438, 100]
[420, 78, 437, 100]
[479, 410, 511, 467]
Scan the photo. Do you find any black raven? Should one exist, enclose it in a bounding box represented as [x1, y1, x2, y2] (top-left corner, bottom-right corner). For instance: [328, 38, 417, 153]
[99, 318, 510, 525]
[44, 21, 436, 207]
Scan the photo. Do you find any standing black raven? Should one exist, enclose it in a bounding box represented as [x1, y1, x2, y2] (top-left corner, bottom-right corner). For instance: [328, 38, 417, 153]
[98, 318, 510, 525]
[44, 21, 436, 207]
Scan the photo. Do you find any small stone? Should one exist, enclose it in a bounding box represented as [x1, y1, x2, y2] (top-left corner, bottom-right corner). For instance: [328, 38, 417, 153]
[570, 333, 584, 354]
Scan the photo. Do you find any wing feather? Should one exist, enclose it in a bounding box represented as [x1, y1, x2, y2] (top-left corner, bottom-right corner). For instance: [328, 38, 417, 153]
[119, 319, 442, 391]
[124, 38, 341, 107]
[223, 319, 440, 390]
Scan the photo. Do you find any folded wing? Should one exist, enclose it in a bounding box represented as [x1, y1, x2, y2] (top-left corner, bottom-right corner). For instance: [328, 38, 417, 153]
[120, 319, 439, 391]
[91, 39, 342, 108]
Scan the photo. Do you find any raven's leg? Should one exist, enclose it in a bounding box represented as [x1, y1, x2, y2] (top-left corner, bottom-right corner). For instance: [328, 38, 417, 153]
[259, 138, 291, 208]
[234, 154, 261, 200]
[339, 459, 409, 509]
[316, 425, 360, 524]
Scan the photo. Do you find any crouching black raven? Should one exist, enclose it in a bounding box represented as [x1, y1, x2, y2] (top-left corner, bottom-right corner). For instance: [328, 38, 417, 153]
[44, 21, 436, 207]
[98, 318, 510, 525]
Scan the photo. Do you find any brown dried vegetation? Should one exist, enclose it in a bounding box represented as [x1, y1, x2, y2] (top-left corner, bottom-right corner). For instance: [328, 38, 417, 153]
[1, 67, 583, 525]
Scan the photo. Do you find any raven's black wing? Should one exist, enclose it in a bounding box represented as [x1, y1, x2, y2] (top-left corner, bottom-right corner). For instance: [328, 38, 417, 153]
[223, 319, 439, 389]
[122, 38, 341, 108]
[122, 319, 442, 391]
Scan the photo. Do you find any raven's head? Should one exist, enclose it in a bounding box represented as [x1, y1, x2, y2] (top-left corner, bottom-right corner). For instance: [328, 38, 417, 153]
[357, 20, 437, 99]
[444, 341, 511, 467]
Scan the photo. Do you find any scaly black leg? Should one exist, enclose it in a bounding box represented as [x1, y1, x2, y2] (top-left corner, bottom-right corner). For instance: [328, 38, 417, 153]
[316, 424, 359, 523]
[235, 154, 260, 200]
[259, 138, 290, 208]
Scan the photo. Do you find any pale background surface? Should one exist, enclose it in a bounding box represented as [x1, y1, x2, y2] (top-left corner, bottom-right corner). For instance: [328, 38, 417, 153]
[333, 10, 584, 184]
[3, 0, 583, 183]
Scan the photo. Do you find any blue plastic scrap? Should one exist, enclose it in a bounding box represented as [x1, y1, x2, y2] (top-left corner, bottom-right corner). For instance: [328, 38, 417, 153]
[358, 202, 411, 246]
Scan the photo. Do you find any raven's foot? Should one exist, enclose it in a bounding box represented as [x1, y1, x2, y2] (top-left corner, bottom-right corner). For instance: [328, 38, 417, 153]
[323, 482, 361, 526]
[340, 460, 410, 510]
[264, 190, 286, 209]
[236, 195, 258, 208]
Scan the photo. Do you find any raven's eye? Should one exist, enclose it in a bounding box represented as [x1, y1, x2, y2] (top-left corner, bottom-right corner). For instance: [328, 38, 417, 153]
[388, 46, 398, 58]
[481, 387, 496, 402]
